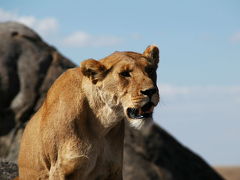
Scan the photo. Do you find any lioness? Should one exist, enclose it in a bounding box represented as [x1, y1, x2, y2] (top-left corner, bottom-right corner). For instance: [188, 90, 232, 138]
[18, 45, 160, 180]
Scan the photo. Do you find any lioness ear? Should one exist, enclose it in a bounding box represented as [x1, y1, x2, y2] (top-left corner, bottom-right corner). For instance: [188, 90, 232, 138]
[80, 59, 107, 84]
[143, 45, 159, 65]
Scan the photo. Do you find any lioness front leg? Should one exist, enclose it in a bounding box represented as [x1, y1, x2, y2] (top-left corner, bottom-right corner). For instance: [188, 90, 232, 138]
[49, 154, 91, 180]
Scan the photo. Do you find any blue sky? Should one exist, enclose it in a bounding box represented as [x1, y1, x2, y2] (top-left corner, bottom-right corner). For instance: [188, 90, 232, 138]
[0, 0, 239, 165]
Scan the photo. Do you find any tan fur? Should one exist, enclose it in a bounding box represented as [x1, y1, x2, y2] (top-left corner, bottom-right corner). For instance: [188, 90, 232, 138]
[18, 45, 160, 180]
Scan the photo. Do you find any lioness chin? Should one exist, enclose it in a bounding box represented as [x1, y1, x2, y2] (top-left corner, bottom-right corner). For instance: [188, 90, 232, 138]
[18, 45, 160, 180]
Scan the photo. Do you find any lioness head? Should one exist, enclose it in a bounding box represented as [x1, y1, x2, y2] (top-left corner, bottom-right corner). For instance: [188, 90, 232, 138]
[81, 45, 160, 129]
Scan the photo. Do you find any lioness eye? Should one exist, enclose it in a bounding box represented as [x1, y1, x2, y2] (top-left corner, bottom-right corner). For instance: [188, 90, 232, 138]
[120, 71, 131, 77]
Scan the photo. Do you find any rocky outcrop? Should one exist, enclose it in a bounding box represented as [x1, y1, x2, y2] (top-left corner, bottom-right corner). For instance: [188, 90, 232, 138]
[0, 21, 75, 161]
[0, 22, 224, 180]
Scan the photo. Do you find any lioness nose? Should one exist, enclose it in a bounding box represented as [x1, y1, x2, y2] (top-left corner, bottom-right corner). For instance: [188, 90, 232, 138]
[140, 88, 157, 97]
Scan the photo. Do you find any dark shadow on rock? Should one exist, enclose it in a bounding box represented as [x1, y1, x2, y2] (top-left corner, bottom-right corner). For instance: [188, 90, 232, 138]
[124, 124, 224, 180]
[0, 109, 15, 136]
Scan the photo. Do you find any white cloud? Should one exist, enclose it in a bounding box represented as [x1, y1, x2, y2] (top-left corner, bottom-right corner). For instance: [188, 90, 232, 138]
[159, 84, 240, 98]
[33, 18, 58, 35]
[0, 8, 22, 21]
[0, 8, 58, 36]
[230, 31, 240, 43]
[62, 31, 123, 47]
[158, 84, 240, 112]
[159, 84, 190, 97]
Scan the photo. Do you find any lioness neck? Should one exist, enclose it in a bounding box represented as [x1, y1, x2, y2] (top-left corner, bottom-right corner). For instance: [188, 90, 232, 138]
[82, 77, 124, 136]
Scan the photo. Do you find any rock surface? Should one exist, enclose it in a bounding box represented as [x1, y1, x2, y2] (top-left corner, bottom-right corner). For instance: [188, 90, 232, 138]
[0, 22, 224, 180]
[0, 22, 75, 161]
[0, 160, 18, 180]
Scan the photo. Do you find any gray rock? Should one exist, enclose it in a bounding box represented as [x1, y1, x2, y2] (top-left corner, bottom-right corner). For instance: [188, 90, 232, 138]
[0, 22, 224, 180]
[0, 21, 75, 161]
[0, 160, 18, 180]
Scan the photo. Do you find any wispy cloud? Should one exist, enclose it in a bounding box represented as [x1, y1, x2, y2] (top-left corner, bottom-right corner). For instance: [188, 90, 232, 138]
[159, 84, 240, 104]
[230, 31, 240, 43]
[160, 84, 240, 97]
[62, 31, 123, 48]
[159, 84, 190, 96]
[0, 8, 58, 36]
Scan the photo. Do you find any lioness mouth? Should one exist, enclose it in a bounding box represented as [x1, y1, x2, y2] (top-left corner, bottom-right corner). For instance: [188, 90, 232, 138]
[127, 102, 154, 119]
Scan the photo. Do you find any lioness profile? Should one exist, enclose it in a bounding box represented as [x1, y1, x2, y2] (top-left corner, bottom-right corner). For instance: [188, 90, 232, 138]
[18, 45, 160, 180]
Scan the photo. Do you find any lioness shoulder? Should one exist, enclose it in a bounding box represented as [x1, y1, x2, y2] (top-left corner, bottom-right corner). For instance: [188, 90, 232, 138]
[18, 45, 160, 180]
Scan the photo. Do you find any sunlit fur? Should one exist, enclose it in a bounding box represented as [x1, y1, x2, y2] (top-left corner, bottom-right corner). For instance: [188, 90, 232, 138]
[17, 45, 160, 180]
[129, 119, 145, 129]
